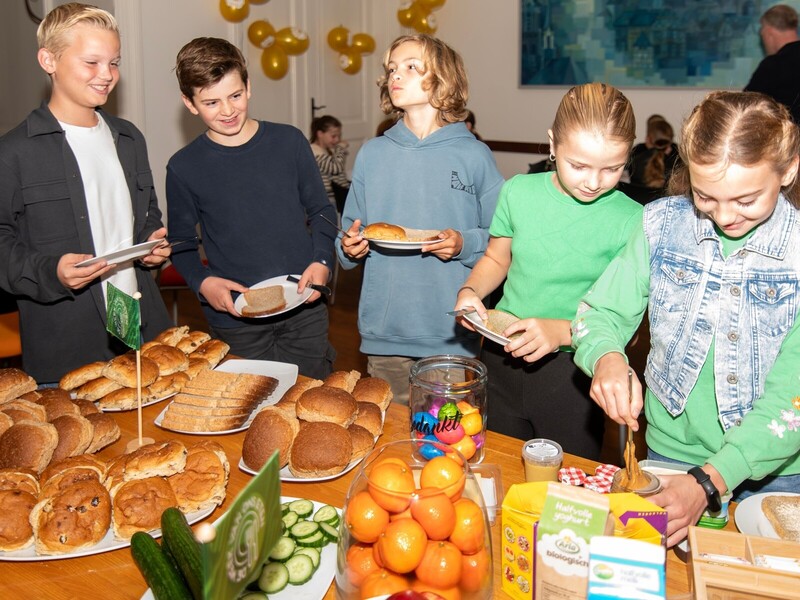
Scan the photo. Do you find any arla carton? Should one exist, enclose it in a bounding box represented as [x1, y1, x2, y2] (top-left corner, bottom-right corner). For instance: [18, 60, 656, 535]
[535, 482, 614, 599]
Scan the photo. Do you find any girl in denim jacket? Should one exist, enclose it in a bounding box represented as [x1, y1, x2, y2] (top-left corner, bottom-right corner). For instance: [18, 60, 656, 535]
[572, 91, 800, 547]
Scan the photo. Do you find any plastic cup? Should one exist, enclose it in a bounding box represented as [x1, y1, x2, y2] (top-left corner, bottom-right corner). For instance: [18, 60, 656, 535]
[522, 438, 563, 482]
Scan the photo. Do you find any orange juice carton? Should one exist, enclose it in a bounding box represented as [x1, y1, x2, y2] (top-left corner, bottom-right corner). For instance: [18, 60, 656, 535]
[587, 536, 666, 599]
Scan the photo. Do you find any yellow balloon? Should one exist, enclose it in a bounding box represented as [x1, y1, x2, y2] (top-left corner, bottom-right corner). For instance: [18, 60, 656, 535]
[275, 27, 310, 56]
[419, 0, 446, 10]
[415, 12, 438, 34]
[219, 0, 249, 23]
[397, 1, 425, 28]
[247, 20, 275, 49]
[327, 26, 350, 52]
[261, 45, 289, 80]
[351, 33, 376, 55]
[339, 50, 362, 75]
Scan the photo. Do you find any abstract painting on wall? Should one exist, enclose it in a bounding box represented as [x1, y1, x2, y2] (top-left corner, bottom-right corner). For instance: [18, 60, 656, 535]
[521, 0, 771, 88]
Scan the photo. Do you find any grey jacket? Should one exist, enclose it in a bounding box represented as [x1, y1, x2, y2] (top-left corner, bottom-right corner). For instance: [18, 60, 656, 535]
[0, 104, 171, 383]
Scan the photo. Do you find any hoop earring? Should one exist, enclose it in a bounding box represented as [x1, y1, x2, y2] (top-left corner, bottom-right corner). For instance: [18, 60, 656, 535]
[549, 153, 556, 162]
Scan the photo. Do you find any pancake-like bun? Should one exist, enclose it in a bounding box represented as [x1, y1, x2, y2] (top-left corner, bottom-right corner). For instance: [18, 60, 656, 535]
[288, 422, 352, 478]
[363, 222, 407, 240]
[188, 339, 230, 368]
[242, 407, 299, 470]
[111, 476, 177, 539]
[353, 401, 383, 438]
[123, 440, 187, 481]
[175, 331, 212, 354]
[0, 489, 37, 551]
[352, 377, 393, 411]
[102, 353, 159, 388]
[0, 420, 58, 473]
[59, 361, 107, 391]
[50, 414, 94, 462]
[347, 423, 375, 461]
[0, 468, 40, 496]
[323, 370, 361, 393]
[84, 413, 121, 453]
[295, 386, 358, 427]
[74, 376, 123, 401]
[167, 441, 229, 512]
[154, 325, 190, 347]
[31, 478, 111, 554]
[142, 344, 189, 376]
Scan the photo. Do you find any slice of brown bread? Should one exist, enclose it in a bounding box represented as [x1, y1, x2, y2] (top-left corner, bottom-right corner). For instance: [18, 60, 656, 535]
[762, 495, 800, 542]
[241, 286, 286, 317]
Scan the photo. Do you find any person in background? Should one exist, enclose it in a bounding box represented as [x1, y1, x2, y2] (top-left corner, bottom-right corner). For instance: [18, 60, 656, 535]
[167, 37, 337, 379]
[464, 110, 482, 140]
[453, 83, 642, 459]
[745, 4, 800, 123]
[0, 2, 172, 384]
[628, 115, 680, 191]
[338, 34, 504, 404]
[375, 117, 397, 137]
[572, 91, 800, 546]
[309, 115, 350, 213]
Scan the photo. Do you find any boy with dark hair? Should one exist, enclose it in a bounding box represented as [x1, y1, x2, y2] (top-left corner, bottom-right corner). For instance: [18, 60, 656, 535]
[0, 2, 172, 384]
[167, 37, 337, 378]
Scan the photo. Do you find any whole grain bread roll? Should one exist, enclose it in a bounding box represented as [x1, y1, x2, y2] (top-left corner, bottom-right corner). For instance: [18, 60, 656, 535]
[0, 420, 58, 473]
[0, 412, 12, 438]
[288, 421, 353, 478]
[167, 441, 229, 513]
[242, 407, 299, 470]
[295, 386, 358, 427]
[142, 344, 190, 376]
[0, 489, 37, 551]
[59, 361, 107, 391]
[352, 377, 393, 411]
[84, 413, 121, 454]
[278, 379, 323, 405]
[323, 370, 361, 393]
[102, 353, 159, 388]
[347, 423, 375, 461]
[73, 399, 100, 416]
[3, 398, 47, 423]
[36, 392, 81, 422]
[0, 368, 37, 404]
[353, 401, 383, 438]
[74, 376, 124, 401]
[363, 222, 407, 240]
[50, 414, 94, 462]
[111, 476, 177, 539]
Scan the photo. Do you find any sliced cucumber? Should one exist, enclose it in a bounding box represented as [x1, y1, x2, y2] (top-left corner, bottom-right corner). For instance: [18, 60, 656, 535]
[289, 521, 320, 540]
[312, 504, 339, 525]
[281, 511, 299, 530]
[239, 593, 269, 600]
[258, 561, 289, 594]
[285, 554, 315, 585]
[319, 521, 339, 543]
[288, 499, 314, 518]
[268, 536, 296, 562]
[293, 546, 321, 570]
[280, 501, 291, 515]
[295, 531, 325, 547]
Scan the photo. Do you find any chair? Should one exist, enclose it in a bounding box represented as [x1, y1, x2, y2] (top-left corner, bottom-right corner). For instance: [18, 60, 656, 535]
[0, 311, 22, 366]
[157, 263, 190, 325]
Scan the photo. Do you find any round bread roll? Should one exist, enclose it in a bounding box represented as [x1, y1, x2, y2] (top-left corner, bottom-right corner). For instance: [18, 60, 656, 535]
[363, 222, 407, 240]
[0, 368, 37, 403]
[50, 414, 94, 462]
[347, 423, 375, 461]
[353, 401, 383, 438]
[111, 476, 177, 539]
[242, 407, 299, 470]
[288, 421, 353, 478]
[0, 489, 37, 551]
[31, 478, 111, 554]
[17, 390, 41, 402]
[74, 376, 124, 401]
[148, 371, 190, 399]
[278, 379, 323, 405]
[352, 377, 393, 411]
[142, 344, 190, 376]
[103, 454, 127, 492]
[0, 420, 58, 473]
[39, 467, 103, 500]
[153, 325, 190, 347]
[36, 393, 80, 422]
[167, 441, 229, 513]
[0, 412, 13, 437]
[97, 386, 157, 411]
[84, 413, 121, 454]
[102, 353, 159, 388]
[188, 339, 230, 368]
[184, 357, 211, 380]
[59, 361, 107, 391]
[73, 399, 100, 416]
[323, 370, 361, 393]
[41, 454, 107, 486]
[0, 468, 40, 496]
[123, 440, 187, 481]
[176, 331, 212, 354]
[3, 398, 47, 422]
[295, 386, 358, 427]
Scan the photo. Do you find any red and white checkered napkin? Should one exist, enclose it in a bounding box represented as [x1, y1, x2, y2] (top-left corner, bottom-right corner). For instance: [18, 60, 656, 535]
[558, 466, 587, 486]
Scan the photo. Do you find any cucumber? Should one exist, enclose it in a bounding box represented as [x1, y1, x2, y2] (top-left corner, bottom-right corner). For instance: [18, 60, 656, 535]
[319, 522, 339, 543]
[161, 507, 203, 600]
[259, 561, 289, 593]
[312, 504, 339, 525]
[268, 536, 296, 562]
[280, 501, 291, 515]
[239, 593, 269, 600]
[285, 554, 315, 585]
[130, 531, 193, 600]
[295, 530, 325, 547]
[289, 521, 320, 540]
[293, 546, 321, 570]
[281, 511, 299, 530]
[288, 499, 314, 518]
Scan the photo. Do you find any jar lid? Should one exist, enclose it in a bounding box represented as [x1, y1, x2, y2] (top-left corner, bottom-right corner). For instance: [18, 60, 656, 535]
[522, 439, 563, 464]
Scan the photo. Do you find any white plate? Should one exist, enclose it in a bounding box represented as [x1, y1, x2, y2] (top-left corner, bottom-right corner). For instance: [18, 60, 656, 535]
[75, 239, 163, 267]
[234, 275, 313, 318]
[0, 505, 214, 562]
[141, 497, 338, 600]
[734, 491, 800, 539]
[99, 392, 176, 413]
[366, 227, 441, 250]
[239, 454, 363, 482]
[463, 310, 516, 346]
[154, 359, 298, 435]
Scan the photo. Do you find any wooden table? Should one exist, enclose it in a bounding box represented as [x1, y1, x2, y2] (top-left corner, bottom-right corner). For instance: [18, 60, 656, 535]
[2, 399, 735, 599]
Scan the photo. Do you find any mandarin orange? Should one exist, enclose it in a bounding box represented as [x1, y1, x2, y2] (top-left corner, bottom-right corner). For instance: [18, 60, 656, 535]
[346, 542, 380, 587]
[375, 518, 428, 574]
[419, 455, 465, 500]
[448, 498, 485, 555]
[345, 490, 390, 543]
[368, 459, 417, 513]
[359, 569, 409, 599]
[414, 540, 463, 588]
[409, 487, 456, 540]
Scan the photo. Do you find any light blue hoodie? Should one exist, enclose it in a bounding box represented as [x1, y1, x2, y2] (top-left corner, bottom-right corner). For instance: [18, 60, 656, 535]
[337, 120, 504, 357]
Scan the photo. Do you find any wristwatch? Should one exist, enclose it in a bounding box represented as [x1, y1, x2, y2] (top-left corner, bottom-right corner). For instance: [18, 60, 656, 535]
[688, 466, 722, 512]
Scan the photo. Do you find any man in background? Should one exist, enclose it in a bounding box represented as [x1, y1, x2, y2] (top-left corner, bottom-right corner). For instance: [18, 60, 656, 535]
[745, 4, 800, 123]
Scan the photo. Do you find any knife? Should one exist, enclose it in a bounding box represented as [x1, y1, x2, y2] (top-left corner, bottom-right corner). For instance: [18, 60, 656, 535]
[286, 274, 332, 296]
[446, 308, 477, 318]
[318, 213, 353, 238]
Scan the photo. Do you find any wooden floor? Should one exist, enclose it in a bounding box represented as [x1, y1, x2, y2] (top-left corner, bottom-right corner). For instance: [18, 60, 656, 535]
[162, 264, 645, 466]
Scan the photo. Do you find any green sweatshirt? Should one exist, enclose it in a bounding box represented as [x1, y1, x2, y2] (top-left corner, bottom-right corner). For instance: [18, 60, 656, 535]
[572, 219, 800, 492]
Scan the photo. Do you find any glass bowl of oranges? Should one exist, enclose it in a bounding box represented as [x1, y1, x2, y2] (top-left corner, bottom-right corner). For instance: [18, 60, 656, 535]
[335, 438, 493, 599]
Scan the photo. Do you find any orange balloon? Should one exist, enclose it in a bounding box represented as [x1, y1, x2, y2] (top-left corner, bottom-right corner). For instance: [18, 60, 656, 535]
[339, 50, 362, 75]
[275, 27, 309, 56]
[397, 1, 425, 28]
[351, 33, 376, 55]
[247, 20, 275, 49]
[327, 26, 350, 52]
[219, 0, 249, 23]
[261, 44, 289, 80]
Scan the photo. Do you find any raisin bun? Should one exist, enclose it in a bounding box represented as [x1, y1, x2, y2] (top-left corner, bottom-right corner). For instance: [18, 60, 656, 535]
[111, 476, 177, 539]
[242, 407, 299, 470]
[288, 421, 353, 478]
[295, 386, 358, 427]
[167, 441, 229, 513]
[0, 467, 40, 496]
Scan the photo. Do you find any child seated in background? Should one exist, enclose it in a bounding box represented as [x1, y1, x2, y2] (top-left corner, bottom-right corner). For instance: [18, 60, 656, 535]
[309, 115, 350, 213]
[628, 115, 680, 190]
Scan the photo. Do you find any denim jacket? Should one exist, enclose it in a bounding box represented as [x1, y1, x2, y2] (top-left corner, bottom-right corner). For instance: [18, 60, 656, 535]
[644, 195, 800, 430]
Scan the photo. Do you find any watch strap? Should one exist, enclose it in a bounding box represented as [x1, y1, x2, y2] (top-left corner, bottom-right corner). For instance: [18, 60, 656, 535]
[688, 466, 722, 512]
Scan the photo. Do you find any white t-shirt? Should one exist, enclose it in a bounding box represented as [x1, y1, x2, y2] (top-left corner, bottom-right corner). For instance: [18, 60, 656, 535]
[60, 115, 138, 300]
